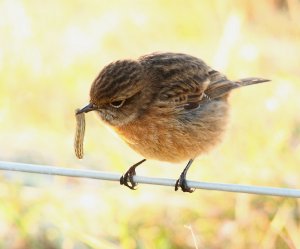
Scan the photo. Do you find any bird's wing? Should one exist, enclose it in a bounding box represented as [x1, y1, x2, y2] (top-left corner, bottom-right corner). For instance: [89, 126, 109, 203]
[157, 76, 210, 110]
[140, 53, 261, 110]
[140, 53, 211, 110]
[204, 70, 237, 100]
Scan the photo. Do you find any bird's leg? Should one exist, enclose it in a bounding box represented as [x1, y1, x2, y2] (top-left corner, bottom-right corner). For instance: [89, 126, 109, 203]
[120, 159, 146, 190]
[175, 159, 195, 193]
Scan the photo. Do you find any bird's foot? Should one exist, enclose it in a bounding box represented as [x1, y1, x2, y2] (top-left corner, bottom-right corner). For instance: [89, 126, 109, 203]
[120, 167, 137, 190]
[119, 159, 146, 190]
[175, 172, 195, 193]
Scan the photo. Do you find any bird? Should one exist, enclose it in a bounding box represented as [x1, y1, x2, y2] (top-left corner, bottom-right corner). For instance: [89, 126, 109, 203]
[76, 52, 269, 193]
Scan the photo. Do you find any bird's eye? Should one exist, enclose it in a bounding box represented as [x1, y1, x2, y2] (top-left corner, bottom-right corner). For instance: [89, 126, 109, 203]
[110, 99, 125, 108]
[184, 102, 200, 110]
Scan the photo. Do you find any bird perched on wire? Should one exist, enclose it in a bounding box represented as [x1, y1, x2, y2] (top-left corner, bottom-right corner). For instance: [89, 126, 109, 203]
[76, 52, 269, 193]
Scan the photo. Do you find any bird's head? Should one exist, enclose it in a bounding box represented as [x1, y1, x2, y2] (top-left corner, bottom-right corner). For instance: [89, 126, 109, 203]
[77, 59, 153, 126]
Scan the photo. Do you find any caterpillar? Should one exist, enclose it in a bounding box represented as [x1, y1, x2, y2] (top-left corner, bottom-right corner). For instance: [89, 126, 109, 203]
[74, 109, 85, 159]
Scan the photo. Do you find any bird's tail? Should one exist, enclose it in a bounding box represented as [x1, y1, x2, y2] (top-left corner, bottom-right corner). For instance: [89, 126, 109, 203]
[205, 76, 270, 100]
[234, 77, 270, 87]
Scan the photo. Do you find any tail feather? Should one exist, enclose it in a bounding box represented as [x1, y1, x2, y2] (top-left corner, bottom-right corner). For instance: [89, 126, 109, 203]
[205, 77, 270, 100]
[235, 77, 270, 86]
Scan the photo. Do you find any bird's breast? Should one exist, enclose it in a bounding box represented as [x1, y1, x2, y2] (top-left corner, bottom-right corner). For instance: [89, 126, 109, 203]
[112, 101, 228, 162]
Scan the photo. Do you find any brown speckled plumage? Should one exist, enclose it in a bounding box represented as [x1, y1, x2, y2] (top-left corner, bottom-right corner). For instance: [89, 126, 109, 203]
[77, 52, 269, 192]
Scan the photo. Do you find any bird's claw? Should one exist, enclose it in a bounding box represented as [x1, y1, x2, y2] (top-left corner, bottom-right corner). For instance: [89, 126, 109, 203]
[119, 159, 146, 190]
[120, 167, 138, 190]
[175, 173, 195, 193]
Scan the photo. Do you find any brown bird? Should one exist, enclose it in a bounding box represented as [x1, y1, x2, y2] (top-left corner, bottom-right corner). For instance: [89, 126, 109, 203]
[76, 52, 269, 192]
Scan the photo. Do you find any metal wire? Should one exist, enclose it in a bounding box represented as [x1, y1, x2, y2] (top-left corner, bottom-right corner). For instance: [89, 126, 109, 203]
[0, 160, 299, 198]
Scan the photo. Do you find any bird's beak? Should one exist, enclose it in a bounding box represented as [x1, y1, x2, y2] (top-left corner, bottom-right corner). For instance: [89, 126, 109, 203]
[76, 103, 98, 114]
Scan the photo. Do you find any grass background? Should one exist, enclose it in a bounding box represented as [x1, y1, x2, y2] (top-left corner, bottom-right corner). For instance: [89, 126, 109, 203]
[1, 0, 300, 248]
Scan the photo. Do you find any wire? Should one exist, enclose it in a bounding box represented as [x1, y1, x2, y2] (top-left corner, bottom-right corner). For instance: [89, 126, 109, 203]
[0, 160, 299, 198]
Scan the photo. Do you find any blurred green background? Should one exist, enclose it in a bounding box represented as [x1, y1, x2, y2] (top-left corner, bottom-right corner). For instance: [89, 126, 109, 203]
[1, 0, 300, 248]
